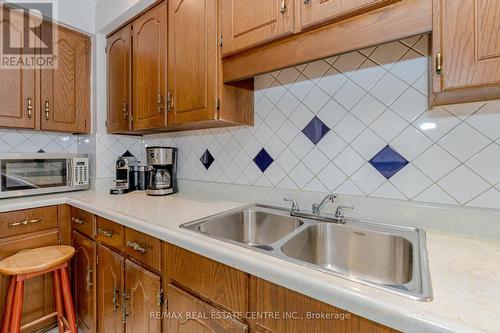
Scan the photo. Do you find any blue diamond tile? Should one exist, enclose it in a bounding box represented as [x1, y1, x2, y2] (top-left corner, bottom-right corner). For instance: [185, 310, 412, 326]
[200, 149, 215, 169]
[253, 148, 274, 172]
[302, 117, 330, 144]
[369, 145, 409, 179]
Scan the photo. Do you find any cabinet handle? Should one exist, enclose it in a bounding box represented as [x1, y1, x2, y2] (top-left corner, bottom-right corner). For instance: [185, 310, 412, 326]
[157, 92, 163, 113]
[436, 52, 442, 75]
[27, 98, 33, 118]
[280, 0, 287, 13]
[166, 90, 172, 112]
[126, 241, 146, 253]
[122, 291, 130, 323]
[98, 228, 115, 238]
[123, 101, 128, 119]
[86, 267, 93, 292]
[71, 217, 84, 225]
[44, 101, 50, 120]
[112, 285, 120, 312]
[8, 218, 42, 227]
[304, 0, 310, 3]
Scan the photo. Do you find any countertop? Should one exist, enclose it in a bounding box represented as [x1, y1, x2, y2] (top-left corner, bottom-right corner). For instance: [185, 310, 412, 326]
[1, 189, 499, 333]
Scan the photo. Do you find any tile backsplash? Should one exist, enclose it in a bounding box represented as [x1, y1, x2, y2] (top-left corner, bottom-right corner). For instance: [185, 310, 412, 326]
[0, 129, 79, 154]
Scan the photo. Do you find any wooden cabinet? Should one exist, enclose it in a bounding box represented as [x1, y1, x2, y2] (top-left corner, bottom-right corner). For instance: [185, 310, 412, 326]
[97, 244, 124, 333]
[301, 0, 398, 29]
[40, 24, 90, 133]
[125, 259, 162, 333]
[107, 24, 132, 134]
[97, 216, 125, 251]
[132, 2, 167, 131]
[72, 231, 97, 333]
[166, 284, 248, 333]
[220, 0, 296, 56]
[0, 206, 58, 238]
[71, 206, 96, 239]
[0, 7, 37, 129]
[431, 0, 500, 105]
[124, 227, 161, 271]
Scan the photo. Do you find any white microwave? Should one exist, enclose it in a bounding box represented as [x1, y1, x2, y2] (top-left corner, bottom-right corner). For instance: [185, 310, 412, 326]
[0, 153, 89, 199]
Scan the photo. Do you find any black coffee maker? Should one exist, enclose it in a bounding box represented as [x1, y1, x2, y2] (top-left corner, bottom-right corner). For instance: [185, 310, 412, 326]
[110, 151, 138, 195]
[145, 147, 178, 196]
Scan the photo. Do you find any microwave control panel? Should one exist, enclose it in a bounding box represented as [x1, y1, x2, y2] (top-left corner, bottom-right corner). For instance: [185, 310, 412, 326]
[73, 158, 89, 186]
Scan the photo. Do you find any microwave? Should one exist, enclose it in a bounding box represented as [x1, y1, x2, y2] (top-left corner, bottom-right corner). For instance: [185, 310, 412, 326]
[0, 154, 89, 199]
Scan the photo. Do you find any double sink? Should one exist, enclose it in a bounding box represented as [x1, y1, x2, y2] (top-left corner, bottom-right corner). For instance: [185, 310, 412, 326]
[181, 205, 432, 301]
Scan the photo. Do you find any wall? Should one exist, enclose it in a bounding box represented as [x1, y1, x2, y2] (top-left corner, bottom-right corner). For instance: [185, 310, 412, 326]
[95, 34, 500, 210]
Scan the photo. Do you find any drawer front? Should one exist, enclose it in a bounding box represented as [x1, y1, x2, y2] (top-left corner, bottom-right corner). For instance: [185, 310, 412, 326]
[0, 206, 58, 239]
[96, 217, 124, 251]
[124, 228, 161, 271]
[70, 206, 96, 239]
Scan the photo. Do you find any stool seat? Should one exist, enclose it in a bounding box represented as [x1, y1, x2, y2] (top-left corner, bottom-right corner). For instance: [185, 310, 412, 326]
[0, 245, 75, 276]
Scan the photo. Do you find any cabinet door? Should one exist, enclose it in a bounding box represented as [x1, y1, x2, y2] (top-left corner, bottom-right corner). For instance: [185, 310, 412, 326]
[166, 284, 248, 333]
[301, 0, 398, 29]
[167, 0, 217, 125]
[0, 7, 36, 129]
[434, 0, 500, 92]
[40, 25, 90, 133]
[0, 229, 58, 332]
[125, 259, 161, 333]
[107, 24, 132, 133]
[98, 245, 125, 333]
[132, 2, 167, 131]
[221, 0, 295, 56]
[72, 231, 97, 333]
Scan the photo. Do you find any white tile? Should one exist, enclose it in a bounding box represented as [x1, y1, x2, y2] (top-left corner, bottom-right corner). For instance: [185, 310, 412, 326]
[277, 120, 300, 144]
[359, 46, 376, 57]
[264, 162, 287, 186]
[390, 49, 427, 85]
[350, 59, 386, 91]
[438, 123, 490, 162]
[336, 179, 364, 196]
[276, 147, 300, 173]
[276, 92, 301, 117]
[391, 87, 428, 122]
[466, 187, 500, 210]
[289, 74, 315, 100]
[465, 100, 500, 140]
[289, 104, 315, 130]
[371, 181, 405, 200]
[350, 94, 386, 126]
[254, 73, 274, 90]
[324, 56, 339, 66]
[333, 147, 365, 176]
[289, 162, 315, 188]
[290, 134, 314, 159]
[263, 79, 287, 104]
[351, 128, 386, 160]
[317, 67, 348, 97]
[234, 149, 251, 170]
[333, 113, 365, 143]
[316, 99, 348, 129]
[413, 107, 460, 141]
[413, 145, 460, 182]
[254, 122, 274, 146]
[390, 126, 433, 161]
[243, 162, 262, 184]
[438, 165, 490, 204]
[1, 131, 27, 147]
[333, 80, 366, 110]
[413, 184, 458, 205]
[443, 101, 486, 120]
[400, 35, 421, 48]
[277, 176, 299, 190]
[264, 107, 287, 129]
[264, 135, 286, 158]
[316, 131, 347, 159]
[412, 72, 428, 96]
[303, 86, 330, 113]
[302, 60, 330, 82]
[304, 177, 328, 193]
[389, 164, 432, 199]
[333, 51, 366, 76]
[317, 162, 347, 191]
[369, 41, 408, 70]
[276, 67, 301, 86]
[370, 73, 409, 106]
[351, 163, 387, 194]
[303, 147, 330, 175]
[412, 34, 429, 56]
[465, 143, 500, 185]
[370, 109, 407, 142]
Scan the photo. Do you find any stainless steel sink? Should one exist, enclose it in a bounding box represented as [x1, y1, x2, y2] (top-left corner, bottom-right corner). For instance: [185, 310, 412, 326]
[181, 204, 432, 301]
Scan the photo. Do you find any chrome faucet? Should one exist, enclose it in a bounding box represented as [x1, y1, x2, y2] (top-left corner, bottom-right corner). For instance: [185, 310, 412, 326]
[284, 198, 300, 212]
[335, 205, 354, 220]
[312, 194, 337, 215]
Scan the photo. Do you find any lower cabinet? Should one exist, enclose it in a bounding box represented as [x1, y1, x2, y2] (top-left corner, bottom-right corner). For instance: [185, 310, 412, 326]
[166, 284, 248, 333]
[73, 230, 97, 333]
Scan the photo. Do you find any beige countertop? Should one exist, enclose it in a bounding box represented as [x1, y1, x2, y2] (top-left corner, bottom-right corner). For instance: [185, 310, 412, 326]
[1, 188, 499, 333]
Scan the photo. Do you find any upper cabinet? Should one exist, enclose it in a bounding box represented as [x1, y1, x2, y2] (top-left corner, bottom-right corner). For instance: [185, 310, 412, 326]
[431, 0, 500, 105]
[300, 0, 399, 29]
[220, 0, 296, 56]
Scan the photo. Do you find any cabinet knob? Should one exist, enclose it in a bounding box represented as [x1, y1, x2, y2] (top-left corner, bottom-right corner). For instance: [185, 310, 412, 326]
[98, 228, 115, 238]
[123, 101, 128, 119]
[44, 101, 50, 120]
[127, 241, 146, 253]
[71, 217, 84, 225]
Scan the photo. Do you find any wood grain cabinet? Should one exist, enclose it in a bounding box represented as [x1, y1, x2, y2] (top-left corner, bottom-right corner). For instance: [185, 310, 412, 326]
[300, 0, 399, 29]
[72, 231, 97, 333]
[431, 0, 500, 105]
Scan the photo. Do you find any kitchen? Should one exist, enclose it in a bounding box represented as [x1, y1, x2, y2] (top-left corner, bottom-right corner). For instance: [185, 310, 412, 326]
[0, 0, 499, 332]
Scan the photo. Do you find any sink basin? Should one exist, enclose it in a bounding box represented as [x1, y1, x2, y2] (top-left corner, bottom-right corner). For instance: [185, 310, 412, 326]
[281, 223, 413, 285]
[190, 207, 303, 246]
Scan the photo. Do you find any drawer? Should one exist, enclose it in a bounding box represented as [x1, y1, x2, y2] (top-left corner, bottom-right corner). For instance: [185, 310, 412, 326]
[124, 228, 161, 271]
[0, 206, 58, 239]
[70, 206, 95, 239]
[96, 217, 124, 251]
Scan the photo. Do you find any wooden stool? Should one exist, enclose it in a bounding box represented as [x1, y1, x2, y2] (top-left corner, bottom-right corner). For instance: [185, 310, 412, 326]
[0, 246, 76, 333]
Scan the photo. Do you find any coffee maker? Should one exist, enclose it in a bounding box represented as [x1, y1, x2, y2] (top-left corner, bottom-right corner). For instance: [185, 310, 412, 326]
[110, 151, 138, 195]
[146, 147, 178, 196]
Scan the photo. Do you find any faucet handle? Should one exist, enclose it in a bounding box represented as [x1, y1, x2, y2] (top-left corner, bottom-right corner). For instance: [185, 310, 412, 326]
[284, 198, 300, 212]
[335, 205, 354, 218]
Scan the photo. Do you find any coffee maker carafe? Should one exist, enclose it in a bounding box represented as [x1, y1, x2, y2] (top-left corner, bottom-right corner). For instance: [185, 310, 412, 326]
[146, 147, 178, 196]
